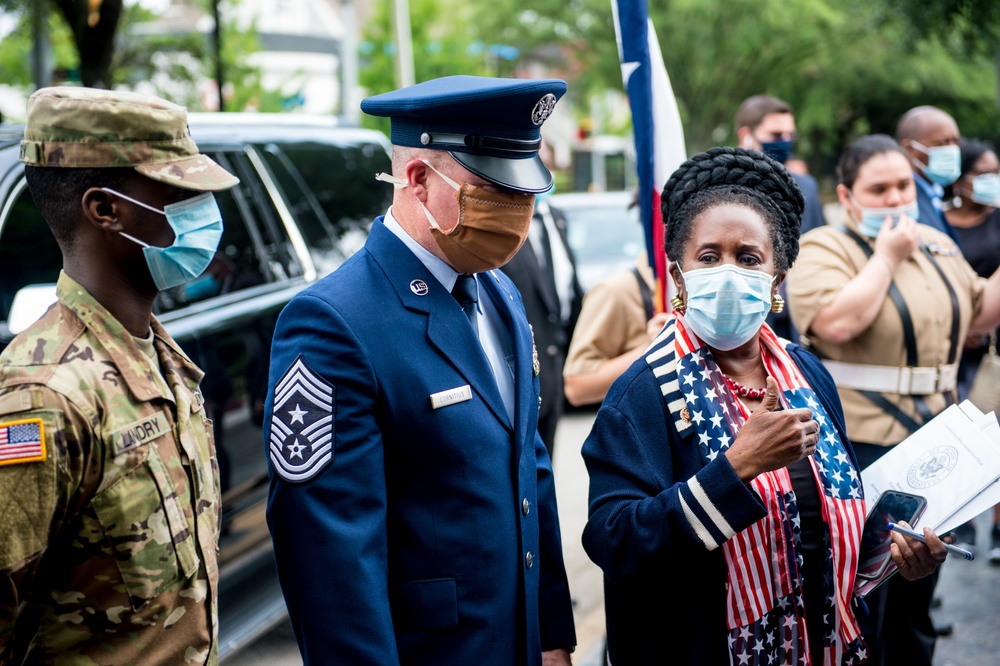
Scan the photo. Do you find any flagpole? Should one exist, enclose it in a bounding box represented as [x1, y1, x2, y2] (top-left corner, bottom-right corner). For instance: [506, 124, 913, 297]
[611, 1, 686, 312]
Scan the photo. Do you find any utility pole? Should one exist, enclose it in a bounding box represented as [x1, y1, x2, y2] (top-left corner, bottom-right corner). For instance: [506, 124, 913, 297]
[31, 0, 52, 90]
[340, 0, 359, 123]
[391, 0, 414, 89]
[211, 0, 225, 111]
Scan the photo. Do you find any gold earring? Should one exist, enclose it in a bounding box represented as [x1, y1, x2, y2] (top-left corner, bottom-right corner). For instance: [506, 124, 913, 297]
[670, 295, 685, 312]
[771, 294, 785, 313]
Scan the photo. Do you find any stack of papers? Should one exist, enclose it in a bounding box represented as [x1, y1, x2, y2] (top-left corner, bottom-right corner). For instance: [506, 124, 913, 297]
[856, 401, 1000, 596]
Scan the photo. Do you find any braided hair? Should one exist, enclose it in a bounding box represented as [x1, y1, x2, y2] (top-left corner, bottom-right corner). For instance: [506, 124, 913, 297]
[661, 147, 805, 272]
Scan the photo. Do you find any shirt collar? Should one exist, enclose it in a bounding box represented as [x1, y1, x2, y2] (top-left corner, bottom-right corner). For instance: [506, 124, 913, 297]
[383, 206, 462, 291]
[56, 271, 201, 402]
[914, 171, 944, 198]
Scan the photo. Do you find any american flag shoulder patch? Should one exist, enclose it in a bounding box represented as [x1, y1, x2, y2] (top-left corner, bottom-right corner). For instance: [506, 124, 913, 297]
[0, 418, 46, 466]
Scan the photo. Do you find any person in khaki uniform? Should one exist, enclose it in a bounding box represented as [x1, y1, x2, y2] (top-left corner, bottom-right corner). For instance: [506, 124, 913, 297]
[0, 87, 238, 664]
[563, 257, 668, 406]
[787, 134, 1000, 666]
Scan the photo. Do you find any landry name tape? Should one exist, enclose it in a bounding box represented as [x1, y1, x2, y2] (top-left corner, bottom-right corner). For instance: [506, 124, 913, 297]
[0, 418, 46, 466]
[430, 385, 472, 409]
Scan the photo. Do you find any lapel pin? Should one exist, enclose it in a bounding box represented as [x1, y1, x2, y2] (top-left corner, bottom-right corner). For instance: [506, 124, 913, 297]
[681, 407, 692, 423]
[410, 279, 429, 296]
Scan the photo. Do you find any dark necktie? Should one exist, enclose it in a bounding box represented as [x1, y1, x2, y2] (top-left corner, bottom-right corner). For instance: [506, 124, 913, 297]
[452, 273, 479, 336]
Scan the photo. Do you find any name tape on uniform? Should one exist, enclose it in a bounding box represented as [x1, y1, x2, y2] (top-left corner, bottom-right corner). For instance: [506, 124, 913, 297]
[430, 385, 472, 410]
[112, 413, 170, 455]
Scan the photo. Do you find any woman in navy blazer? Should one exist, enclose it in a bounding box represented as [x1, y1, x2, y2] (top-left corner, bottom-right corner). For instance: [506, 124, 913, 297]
[582, 148, 946, 666]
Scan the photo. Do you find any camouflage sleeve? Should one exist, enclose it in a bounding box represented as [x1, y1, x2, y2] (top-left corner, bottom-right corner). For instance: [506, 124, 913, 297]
[0, 386, 95, 650]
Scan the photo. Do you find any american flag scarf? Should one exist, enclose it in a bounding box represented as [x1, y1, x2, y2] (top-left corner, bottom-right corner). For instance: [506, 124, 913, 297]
[648, 315, 867, 665]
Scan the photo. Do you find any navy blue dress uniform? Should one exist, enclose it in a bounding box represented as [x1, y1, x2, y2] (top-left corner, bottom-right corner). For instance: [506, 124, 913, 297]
[264, 76, 577, 665]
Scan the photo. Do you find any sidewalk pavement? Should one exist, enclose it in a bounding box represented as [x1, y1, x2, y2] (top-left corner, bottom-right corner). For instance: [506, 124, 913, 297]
[236, 407, 1000, 664]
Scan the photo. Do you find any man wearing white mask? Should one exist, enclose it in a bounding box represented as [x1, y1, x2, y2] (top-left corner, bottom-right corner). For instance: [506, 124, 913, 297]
[897, 105, 963, 245]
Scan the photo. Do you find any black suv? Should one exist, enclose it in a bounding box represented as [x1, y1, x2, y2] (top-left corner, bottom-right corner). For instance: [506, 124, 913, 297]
[0, 113, 392, 660]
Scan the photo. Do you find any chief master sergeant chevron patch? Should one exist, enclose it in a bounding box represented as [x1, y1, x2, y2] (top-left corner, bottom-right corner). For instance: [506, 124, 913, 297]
[269, 355, 335, 482]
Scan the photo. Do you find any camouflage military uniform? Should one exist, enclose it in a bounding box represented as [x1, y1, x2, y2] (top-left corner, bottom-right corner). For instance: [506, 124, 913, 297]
[0, 272, 221, 665]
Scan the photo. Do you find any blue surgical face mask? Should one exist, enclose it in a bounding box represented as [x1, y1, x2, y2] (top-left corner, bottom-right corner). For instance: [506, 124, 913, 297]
[911, 140, 961, 187]
[849, 192, 919, 238]
[681, 264, 774, 351]
[971, 173, 1000, 207]
[760, 139, 794, 165]
[106, 188, 224, 291]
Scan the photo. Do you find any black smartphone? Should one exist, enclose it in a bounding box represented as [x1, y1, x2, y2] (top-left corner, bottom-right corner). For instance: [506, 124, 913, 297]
[856, 490, 928, 581]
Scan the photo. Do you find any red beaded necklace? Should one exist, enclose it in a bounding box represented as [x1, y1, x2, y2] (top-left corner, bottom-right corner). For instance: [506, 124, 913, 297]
[723, 374, 768, 400]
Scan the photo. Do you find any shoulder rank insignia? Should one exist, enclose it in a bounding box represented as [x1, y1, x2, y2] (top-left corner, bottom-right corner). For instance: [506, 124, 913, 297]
[530, 325, 540, 376]
[269, 355, 335, 483]
[0, 418, 46, 466]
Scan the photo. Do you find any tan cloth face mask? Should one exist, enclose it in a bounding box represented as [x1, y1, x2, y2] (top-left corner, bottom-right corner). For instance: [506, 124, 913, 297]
[377, 160, 535, 273]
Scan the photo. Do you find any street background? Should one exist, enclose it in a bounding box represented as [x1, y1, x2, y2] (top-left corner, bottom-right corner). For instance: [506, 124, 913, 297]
[235, 408, 1000, 665]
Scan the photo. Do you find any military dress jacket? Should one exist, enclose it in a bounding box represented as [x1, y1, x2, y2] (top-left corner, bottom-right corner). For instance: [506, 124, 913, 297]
[264, 218, 576, 665]
[0, 272, 220, 665]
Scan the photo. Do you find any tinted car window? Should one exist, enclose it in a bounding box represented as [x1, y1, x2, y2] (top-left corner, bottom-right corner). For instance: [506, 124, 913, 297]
[259, 141, 391, 275]
[0, 184, 60, 322]
[155, 150, 302, 314]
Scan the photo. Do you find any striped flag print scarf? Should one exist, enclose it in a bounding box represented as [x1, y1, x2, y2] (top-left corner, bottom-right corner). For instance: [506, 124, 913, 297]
[649, 315, 868, 665]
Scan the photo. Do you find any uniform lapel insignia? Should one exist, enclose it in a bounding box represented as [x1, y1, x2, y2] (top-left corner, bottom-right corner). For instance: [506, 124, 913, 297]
[530, 325, 540, 376]
[410, 279, 429, 296]
[269, 355, 335, 483]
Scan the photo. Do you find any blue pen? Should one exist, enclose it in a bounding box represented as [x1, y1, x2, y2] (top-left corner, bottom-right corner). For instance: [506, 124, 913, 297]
[888, 522, 975, 561]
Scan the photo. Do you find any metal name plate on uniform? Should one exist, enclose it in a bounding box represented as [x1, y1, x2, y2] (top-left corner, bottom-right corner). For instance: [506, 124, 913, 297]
[269, 355, 335, 483]
[430, 385, 472, 409]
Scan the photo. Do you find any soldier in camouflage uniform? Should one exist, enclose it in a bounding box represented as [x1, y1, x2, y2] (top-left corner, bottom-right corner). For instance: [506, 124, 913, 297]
[0, 87, 238, 664]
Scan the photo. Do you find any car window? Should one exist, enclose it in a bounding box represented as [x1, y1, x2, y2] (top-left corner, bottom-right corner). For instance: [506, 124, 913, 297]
[258, 141, 391, 276]
[155, 150, 303, 314]
[0, 183, 61, 324]
[560, 203, 644, 262]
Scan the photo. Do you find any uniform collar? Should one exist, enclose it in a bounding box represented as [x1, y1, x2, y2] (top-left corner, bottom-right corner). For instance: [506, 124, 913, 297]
[56, 271, 202, 402]
[383, 206, 462, 291]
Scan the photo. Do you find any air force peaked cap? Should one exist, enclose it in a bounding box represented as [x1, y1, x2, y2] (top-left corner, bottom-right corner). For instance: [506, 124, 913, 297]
[361, 75, 566, 194]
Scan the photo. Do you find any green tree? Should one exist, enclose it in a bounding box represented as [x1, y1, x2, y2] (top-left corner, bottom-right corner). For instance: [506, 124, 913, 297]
[0, 0, 124, 88]
[0, 0, 297, 113]
[359, 0, 492, 135]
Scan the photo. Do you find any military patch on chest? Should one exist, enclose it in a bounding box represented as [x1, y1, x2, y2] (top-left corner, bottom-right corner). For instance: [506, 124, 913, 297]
[269, 355, 335, 483]
[111, 413, 170, 455]
[0, 418, 46, 466]
[925, 240, 960, 256]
